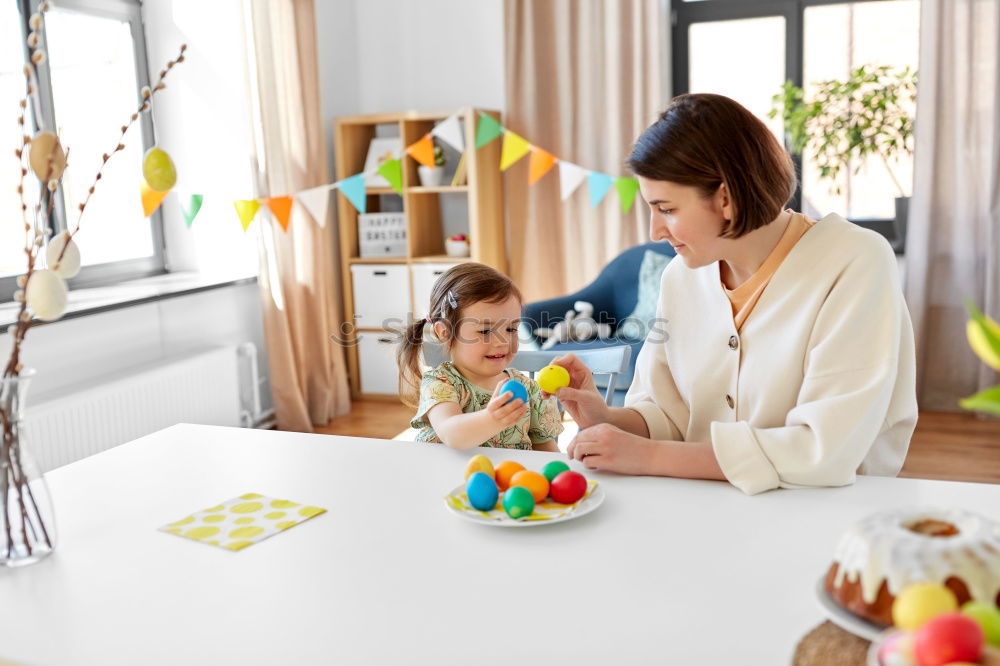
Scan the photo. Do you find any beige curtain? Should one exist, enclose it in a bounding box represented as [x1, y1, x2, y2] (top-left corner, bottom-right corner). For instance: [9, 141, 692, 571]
[904, 0, 1000, 411]
[504, 0, 666, 302]
[244, 0, 350, 431]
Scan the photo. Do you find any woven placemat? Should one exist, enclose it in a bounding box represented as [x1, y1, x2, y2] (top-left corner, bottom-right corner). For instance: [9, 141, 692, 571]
[793, 621, 870, 666]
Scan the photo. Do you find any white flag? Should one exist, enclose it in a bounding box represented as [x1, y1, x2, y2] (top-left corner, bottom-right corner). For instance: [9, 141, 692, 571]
[558, 161, 588, 201]
[431, 113, 465, 152]
[296, 184, 335, 228]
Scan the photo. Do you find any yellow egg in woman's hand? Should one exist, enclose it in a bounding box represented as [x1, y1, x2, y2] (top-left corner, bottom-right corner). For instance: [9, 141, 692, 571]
[537, 364, 570, 395]
[142, 146, 177, 192]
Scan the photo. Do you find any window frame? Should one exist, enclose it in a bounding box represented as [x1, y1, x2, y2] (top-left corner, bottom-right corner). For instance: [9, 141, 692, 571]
[671, 0, 913, 237]
[2, 0, 165, 302]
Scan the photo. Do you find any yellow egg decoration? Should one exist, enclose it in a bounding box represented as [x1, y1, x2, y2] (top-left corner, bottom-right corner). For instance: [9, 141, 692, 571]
[25, 269, 68, 321]
[892, 582, 959, 631]
[28, 131, 67, 182]
[142, 146, 177, 192]
[537, 364, 570, 394]
[46, 232, 80, 279]
[464, 454, 494, 481]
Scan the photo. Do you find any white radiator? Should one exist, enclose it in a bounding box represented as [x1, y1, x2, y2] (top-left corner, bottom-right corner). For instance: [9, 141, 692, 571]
[23, 346, 244, 473]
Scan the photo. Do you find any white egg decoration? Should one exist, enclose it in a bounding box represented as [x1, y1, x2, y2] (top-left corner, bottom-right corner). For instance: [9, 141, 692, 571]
[25, 269, 68, 321]
[46, 232, 81, 279]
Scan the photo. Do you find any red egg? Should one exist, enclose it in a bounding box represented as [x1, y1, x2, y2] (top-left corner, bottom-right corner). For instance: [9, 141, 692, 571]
[549, 470, 588, 504]
[914, 612, 984, 666]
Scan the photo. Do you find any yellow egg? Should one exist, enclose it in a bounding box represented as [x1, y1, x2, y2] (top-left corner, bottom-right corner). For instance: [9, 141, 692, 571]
[464, 454, 494, 481]
[537, 364, 570, 394]
[142, 146, 177, 192]
[25, 269, 67, 321]
[891, 582, 958, 631]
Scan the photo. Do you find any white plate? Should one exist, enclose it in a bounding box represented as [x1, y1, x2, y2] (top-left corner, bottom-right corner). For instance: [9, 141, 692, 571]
[815, 577, 886, 642]
[444, 482, 605, 528]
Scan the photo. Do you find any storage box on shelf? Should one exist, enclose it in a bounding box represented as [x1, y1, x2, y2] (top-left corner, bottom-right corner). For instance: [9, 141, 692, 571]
[334, 108, 506, 400]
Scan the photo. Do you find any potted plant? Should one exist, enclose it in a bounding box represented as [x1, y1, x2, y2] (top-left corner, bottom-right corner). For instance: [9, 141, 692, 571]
[417, 145, 446, 187]
[445, 233, 470, 258]
[769, 64, 917, 252]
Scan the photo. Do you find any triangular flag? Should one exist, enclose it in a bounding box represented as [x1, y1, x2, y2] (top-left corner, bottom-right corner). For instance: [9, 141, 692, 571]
[558, 161, 588, 200]
[338, 173, 367, 214]
[296, 185, 332, 227]
[475, 112, 504, 149]
[377, 158, 403, 195]
[500, 132, 531, 171]
[140, 180, 168, 217]
[615, 178, 640, 214]
[431, 113, 465, 152]
[588, 172, 614, 208]
[528, 147, 556, 185]
[266, 196, 294, 231]
[407, 135, 436, 168]
[233, 199, 260, 231]
[182, 194, 203, 227]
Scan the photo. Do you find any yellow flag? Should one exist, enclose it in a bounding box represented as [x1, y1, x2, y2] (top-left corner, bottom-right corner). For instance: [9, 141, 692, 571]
[234, 199, 261, 231]
[140, 180, 168, 217]
[500, 131, 531, 171]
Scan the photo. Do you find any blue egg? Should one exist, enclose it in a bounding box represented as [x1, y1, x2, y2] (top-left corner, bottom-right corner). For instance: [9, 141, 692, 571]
[466, 472, 499, 511]
[499, 379, 529, 406]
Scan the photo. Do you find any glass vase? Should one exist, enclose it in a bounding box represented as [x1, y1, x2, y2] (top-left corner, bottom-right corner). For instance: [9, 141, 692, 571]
[0, 368, 56, 567]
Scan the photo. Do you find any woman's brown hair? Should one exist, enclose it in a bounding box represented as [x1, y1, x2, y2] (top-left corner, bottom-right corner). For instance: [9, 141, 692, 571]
[627, 93, 797, 238]
[396, 262, 522, 407]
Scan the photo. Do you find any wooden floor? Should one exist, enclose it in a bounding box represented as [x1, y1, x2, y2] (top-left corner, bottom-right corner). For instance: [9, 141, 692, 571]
[316, 402, 1000, 485]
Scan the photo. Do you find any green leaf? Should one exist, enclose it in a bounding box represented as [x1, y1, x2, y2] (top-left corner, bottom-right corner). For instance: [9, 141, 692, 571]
[959, 386, 1000, 416]
[964, 299, 1000, 367]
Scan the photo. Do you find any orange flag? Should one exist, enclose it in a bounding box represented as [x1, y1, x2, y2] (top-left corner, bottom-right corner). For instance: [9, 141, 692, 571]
[266, 196, 293, 231]
[528, 148, 556, 185]
[407, 134, 437, 168]
[140, 180, 168, 217]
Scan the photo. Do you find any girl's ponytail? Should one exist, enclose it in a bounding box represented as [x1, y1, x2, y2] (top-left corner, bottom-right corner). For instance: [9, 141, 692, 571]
[397, 318, 427, 407]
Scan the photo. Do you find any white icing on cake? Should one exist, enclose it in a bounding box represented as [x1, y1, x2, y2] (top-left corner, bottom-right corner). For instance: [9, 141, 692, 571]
[831, 507, 1000, 604]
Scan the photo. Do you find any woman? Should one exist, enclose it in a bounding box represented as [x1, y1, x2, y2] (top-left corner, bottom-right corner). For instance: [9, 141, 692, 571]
[554, 93, 917, 495]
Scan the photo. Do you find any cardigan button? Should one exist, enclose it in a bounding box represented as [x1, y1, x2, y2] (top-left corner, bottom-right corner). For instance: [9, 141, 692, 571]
[725, 394, 734, 409]
[728, 335, 739, 351]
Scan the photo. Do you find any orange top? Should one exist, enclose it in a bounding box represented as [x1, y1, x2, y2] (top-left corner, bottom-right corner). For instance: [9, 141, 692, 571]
[723, 211, 816, 331]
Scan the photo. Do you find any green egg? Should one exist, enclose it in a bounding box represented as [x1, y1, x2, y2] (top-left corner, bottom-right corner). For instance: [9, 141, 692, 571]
[542, 460, 570, 483]
[503, 486, 535, 519]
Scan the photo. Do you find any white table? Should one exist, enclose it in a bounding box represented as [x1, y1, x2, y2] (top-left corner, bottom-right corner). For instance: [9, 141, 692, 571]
[1, 424, 997, 665]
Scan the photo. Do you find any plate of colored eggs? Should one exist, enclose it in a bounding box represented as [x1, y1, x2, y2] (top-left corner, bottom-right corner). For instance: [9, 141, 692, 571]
[444, 455, 604, 527]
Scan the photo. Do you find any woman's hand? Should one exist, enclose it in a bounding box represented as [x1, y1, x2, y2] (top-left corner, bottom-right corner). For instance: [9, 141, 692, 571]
[566, 423, 653, 475]
[486, 381, 527, 431]
[547, 353, 611, 429]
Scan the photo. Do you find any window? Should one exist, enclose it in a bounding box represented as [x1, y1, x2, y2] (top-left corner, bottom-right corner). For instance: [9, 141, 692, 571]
[673, 0, 920, 226]
[2, 0, 163, 302]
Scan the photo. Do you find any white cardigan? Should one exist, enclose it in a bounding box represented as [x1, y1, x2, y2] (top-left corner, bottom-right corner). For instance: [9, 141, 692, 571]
[624, 213, 918, 495]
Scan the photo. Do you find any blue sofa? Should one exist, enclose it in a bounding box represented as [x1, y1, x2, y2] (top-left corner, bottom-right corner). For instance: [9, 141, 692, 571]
[521, 241, 676, 405]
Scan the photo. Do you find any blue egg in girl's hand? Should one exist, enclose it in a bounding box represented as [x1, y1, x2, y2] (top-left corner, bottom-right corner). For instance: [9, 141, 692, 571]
[466, 472, 499, 511]
[498, 379, 528, 406]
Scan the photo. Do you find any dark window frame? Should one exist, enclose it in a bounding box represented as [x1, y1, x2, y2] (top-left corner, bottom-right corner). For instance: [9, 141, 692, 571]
[671, 0, 914, 251]
[2, 0, 166, 303]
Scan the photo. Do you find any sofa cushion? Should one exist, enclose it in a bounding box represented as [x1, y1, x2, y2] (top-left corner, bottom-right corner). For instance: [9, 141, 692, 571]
[617, 249, 671, 340]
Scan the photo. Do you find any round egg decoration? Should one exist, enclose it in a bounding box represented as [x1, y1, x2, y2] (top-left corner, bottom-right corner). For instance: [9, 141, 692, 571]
[142, 146, 177, 192]
[464, 454, 494, 481]
[549, 470, 588, 504]
[536, 364, 570, 395]
[503, 486, 535, 519]
[498, 379, 528, 406]
[542, 460, 570, 483]
[465, 472, 499, 512]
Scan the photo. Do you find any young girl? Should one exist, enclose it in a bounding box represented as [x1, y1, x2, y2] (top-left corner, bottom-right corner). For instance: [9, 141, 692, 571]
[397, 263, 562, 451]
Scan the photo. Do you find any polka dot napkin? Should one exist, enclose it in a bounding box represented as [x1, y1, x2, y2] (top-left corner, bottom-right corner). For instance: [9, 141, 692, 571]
[159, 493, 326, 551]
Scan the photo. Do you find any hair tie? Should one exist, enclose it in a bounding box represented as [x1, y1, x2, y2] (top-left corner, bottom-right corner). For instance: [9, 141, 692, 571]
[446, 290, 458, 311]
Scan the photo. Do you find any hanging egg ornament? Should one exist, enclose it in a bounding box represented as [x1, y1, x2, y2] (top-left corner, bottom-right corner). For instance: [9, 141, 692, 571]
[25, 269, 68, 321]
[28, 131, 67, 182]
[46, 232, 80, 279]
[142, 146, 177, 192]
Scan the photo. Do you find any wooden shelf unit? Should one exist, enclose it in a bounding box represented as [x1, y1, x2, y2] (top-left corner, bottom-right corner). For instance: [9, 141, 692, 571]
[333, 107, 506, 400]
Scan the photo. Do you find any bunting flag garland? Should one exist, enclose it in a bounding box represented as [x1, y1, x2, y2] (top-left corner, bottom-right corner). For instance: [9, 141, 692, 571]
[558, 161, 588, 201]
[615, 177, 640, 214]
[140, 180, 169, 217]
[407, 134, 437, 168]
[499, 131, 531, 171]
[233, 199, 260, 231]
[377, 158, 403, 195]
[338, 173, 367, 214]
[296, 184, 333, 227]
[265, 196, 294, 231]
[475, 112, 504, 149]
[431, 112, 465, 152]
[528, 147, 556, 185]
[587, 172, 614, 208]
[182, 194, 203, 227]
